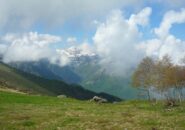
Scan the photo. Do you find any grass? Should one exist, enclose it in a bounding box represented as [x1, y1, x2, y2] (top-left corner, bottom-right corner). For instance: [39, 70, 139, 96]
[0, 91, 185, 130]
[0, 63, 53, 95]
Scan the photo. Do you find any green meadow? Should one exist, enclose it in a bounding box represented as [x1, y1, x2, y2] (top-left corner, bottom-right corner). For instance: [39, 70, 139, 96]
[0, 90, 185, 130]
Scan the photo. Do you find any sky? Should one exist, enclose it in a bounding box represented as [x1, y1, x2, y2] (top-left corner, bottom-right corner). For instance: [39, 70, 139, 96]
[0, 0, 185, 76]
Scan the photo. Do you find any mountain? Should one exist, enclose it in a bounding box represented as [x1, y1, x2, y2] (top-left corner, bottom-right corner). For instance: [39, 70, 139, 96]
[7, 47, 138, 99]
[0, 62, 121, 102]
[72, 63, 138, 99]
[10, 60, 81, 84]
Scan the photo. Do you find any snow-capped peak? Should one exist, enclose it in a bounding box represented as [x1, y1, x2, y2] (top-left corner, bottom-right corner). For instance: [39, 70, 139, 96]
[54, 44, 98, 66]
[58, 43, 96, 58]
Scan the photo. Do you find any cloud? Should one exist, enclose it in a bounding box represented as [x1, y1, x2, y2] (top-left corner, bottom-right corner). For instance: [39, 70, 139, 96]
[66, 37, 77, 44]
[0, 0, 143, 31]
[154, 8, 185, 38]
[50, 42, 95, 66]
[129, 7, 152, 26]
[140, 8, 185, 64]
[0, 31, 96, 66]
[77, 42, 96, 56]
[93, 7, 152, 76]
[2, 0, 184, 32]
[1, 32, 61, 63]
[158, 36, 185, 63]
[50, 49, 71, 66]
[57, 42, 95, 58]
[93, 7, 185, 76]
[0, 44, 7, 55]
[137, 39, 162, 56]
[0, 5, 185, 78]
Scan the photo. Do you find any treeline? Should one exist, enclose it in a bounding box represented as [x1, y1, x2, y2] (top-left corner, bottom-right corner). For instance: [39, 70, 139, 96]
[132, 55, 185, 102]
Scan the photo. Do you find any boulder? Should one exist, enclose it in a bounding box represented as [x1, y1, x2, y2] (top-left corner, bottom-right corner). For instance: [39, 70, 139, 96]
[57, 95, 67, 98]
[90, 96, 108, 103]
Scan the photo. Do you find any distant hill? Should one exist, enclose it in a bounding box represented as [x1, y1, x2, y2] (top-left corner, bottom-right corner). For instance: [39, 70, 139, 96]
[9, 60, 81, 84]
[72, 63, 138, 99]
[7, 48, 138, 99]
[9, 60, 138, 99]
[0, 62, 121, 102]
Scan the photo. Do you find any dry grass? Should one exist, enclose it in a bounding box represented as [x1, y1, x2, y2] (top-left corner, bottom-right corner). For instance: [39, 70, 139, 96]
[0, 87, 26, 94]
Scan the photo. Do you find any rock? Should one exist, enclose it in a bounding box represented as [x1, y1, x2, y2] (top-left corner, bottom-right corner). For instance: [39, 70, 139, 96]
[113, 101, 118, 104]
[57, 95, 67, 98]
[90, 96, 108, 103]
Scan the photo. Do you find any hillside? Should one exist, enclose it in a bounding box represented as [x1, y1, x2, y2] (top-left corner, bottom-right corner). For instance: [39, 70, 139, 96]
[0, 91, 185, 130]
[10, 60, 81, 83]
[9, 60, 138, 99]
[0, 62, 52, 95]
[0, 62, 121, 102]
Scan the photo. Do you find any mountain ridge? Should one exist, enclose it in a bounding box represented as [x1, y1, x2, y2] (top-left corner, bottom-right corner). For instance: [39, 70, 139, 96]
[0, 62, 121, 102]
[6, 47, 138, 99]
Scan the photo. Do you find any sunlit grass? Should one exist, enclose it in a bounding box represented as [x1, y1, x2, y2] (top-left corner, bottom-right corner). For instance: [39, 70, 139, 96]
[0, 91, 185, 130]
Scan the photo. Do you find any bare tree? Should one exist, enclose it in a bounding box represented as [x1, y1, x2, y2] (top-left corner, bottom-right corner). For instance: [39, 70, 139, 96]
[154, 55, 173, 91]
[133, 55, 185, 103]
[132, 57, 155, 100]
[173, 65, 185, 102]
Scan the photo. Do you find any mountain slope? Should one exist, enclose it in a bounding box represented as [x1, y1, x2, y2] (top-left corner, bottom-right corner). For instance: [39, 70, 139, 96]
[73, 64, 138, 99]
[0, 62, 52, 95]
[0, 62, 121, 102]
[7, 47, 138, 99]
[10, 60, 81, 83]
[9, 61, 138, 99]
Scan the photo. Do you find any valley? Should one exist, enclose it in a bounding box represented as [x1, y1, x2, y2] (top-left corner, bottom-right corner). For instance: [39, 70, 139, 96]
[9, 55, 138, 99]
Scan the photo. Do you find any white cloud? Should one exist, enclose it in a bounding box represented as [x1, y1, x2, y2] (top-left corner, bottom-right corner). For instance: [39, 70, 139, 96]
[129, 7, 152, 26]
[0, 31, 96, 66]
[0, 0, 143, 31]
[141, 36, 185, 64]
[0, 44, 7, 55]
[154, 8, 185, 38]
[1, 32, 61, 63]
[1, 0, 184, 32]
[50, 49, 71, 66]
[0, 5, 185, 77]
[93, 7, 152, 76]
[138, 39, 162, 56]
[140, 8, 185, 64]
[66, 37, 77, 44]
[158, 36, 185, 63]
[77, 42, 95, 56]
[50, 42, 95, 66]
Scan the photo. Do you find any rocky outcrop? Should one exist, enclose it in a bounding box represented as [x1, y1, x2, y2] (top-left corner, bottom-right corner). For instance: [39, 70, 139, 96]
[90, 96, 108, 103]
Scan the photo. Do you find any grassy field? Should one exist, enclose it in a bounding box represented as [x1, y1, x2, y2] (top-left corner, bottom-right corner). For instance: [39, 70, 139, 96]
[0, 91, 185, 130]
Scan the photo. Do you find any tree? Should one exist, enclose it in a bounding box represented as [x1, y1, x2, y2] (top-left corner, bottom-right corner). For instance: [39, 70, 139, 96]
[132, 57, 155, 100]
[133, 55, 185, 102]
[173, 65, 185, 102]
[154, 55, 174, 91]
[156, 55, 185, 102]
